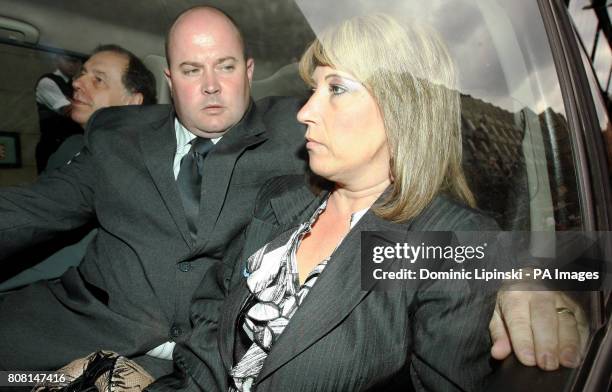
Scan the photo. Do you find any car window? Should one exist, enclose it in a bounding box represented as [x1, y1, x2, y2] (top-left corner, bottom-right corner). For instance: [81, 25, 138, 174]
[0, 1, 609, 390]
[568, 0, 612, 100]
[301, 0, 583, 232]
[568, 0, 612, 178]
[298, 1, 605, 390]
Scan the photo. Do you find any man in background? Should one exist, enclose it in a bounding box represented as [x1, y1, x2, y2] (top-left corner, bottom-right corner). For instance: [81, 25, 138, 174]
[35, 53, 82, 173]
[0, 44, 157, 291]
[44, 44, 157, 172]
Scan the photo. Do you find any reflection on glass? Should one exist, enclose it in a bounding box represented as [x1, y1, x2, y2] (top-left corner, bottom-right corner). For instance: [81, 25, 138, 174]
[297, 0, 581, 232]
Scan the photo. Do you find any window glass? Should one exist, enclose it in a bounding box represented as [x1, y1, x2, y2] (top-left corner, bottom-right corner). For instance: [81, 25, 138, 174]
[569, 0, 600, 54]
[299, 0, 582, 231]
[577, 28, 612, 178]
[296, 2, 599, 389]
[2, 1, 586, 234]
[0, 1, 606, 389]
[568, 0, 612, 97]
[568, 0, 612, 186]
[593, 34, 612, 92]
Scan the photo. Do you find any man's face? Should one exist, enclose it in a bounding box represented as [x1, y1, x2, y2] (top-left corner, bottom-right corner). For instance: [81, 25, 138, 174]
[71, 51, 141, 126]
[165, 9, 254, 138]
[57, 56, 82, 79]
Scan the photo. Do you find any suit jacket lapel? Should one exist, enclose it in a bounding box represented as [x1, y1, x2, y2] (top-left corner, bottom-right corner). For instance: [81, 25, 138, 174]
[226, 183, 323, 287]
[195, 102, 267, 249]
[256, 209, 407, 383]
[138, 108, 192, 247]
[218, 183, 326, 371]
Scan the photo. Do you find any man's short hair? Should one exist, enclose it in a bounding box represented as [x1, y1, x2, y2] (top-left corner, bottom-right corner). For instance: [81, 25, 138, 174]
[92, 44, 157, 104]
[164, 6, 250, 65]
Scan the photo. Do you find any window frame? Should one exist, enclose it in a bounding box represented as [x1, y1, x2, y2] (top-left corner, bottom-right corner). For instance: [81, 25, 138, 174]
[538, 0, 612, 232]
[537, 1, 612, 392]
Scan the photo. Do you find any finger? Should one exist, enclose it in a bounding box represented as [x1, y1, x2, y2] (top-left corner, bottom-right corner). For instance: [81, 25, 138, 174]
[530, 291, 559, 370]
[557, 309, 581, 368]
[558, 292, 590, 355]
[489, 308, 512, 360]
[499, 290, 536, 366]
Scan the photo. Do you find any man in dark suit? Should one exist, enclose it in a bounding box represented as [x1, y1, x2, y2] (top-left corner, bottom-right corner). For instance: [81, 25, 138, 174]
[0, 45, 158, 292]
[0, 7, 306, 377]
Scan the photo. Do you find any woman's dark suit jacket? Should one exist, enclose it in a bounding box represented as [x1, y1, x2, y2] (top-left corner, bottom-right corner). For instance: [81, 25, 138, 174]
[153, 175, 500, 392]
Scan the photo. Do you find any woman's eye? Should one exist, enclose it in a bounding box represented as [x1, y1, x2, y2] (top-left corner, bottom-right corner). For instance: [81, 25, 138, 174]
[329, 84, 347, 96]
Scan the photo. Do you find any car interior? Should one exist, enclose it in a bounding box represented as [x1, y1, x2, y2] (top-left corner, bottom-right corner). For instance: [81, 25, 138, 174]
[0, 0, 610, 390]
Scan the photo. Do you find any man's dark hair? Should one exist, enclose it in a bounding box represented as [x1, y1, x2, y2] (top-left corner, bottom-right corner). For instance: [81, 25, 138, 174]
[92, 44, 157, 104]
[164, 6, 250, 65]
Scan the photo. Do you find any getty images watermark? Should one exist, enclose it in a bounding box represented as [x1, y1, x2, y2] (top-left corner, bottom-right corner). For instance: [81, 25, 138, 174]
[360, 231, 610, 291]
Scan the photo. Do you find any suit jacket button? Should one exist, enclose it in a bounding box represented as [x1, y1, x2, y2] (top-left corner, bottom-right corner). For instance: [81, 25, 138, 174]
[170, 325, 182, 338]
[178, 261, 192, 272]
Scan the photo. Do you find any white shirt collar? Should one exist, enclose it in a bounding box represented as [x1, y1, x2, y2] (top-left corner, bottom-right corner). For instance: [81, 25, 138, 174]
[349, 208, 369, 229]
[54, 69, 70, 83]
[174, 118, 222, 148]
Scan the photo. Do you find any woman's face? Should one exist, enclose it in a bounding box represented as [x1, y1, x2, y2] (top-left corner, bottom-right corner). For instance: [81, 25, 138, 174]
[297, 66, 391, 189]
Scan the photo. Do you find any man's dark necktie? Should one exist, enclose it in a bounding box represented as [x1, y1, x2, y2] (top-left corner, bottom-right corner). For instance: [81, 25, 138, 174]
[177, 137, 214, 238]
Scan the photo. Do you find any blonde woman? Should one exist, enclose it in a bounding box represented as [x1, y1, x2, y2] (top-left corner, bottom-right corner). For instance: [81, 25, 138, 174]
[210, 14, 496, 391]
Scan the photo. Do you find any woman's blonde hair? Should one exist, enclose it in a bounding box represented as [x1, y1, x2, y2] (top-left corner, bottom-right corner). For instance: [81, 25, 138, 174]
[299, 13, 475, 222]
